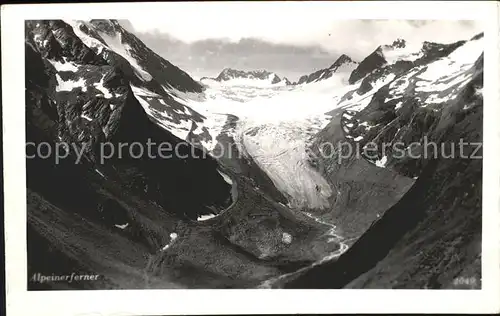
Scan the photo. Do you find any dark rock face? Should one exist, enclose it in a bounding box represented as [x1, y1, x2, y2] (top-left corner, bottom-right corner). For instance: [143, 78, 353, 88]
[296, 54, 357, 84]
[355, 60, 413, 96]
[414, 40, 466, 66]
[23, 19, 484, 291]
[305, 108, 414, 241]
[26, 21, 229, 217]
[348, 48, 387, 84]
[27, 20, 106, 66]
[470, 32, 484, 41]
[349, 38, 467, 87]
[334, 54, 355, 66]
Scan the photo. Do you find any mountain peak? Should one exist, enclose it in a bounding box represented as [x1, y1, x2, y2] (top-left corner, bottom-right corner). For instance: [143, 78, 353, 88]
[295, 54, 358, 85]
[208, 68, 290, 86]
[378, 38, 407, 52]
[329, 54, 356, 71]
[89, 19, 121, 36]
[470, 32, 484, 41]
[337, 54, 354, 63]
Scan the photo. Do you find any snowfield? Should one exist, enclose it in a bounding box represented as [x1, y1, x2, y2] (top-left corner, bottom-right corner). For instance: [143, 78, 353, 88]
[169, 76, 357, 210]
[55, 74, 87, 92]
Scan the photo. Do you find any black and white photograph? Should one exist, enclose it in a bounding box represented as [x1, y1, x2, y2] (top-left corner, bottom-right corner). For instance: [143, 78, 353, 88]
[3, 1, 500, 315]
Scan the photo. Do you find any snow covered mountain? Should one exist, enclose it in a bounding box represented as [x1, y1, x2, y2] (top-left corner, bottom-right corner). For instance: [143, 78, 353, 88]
[295, 54, 358, 85]
[26, 18, 234, 220]
[342, 35, 483, 177]
[25, 18, 484, 290]
[201, 68, 292, 87]
[264, 32, 484, 289]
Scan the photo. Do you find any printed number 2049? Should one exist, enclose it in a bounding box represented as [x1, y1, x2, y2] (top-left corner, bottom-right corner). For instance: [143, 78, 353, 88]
[453, 276, 477, 286]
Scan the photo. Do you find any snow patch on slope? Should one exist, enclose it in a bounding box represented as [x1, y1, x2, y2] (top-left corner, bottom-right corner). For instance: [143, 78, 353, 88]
[217, 169, 233, 185]
[130, 85, 202, 142]
[93, 74, 113, 98]
[48, 58, 79, 72]
[55, 74, 87, 92]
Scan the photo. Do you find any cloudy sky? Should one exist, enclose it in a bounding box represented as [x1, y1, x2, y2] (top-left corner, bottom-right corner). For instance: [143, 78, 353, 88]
[123, 2, 482, 81]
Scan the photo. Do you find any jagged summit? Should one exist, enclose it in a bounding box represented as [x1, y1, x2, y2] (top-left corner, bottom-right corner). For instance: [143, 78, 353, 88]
[295, 53, 358, 85]
[329, 54, 356, 70]
[216, 68, 277, 81]
[470, 32, 484, 41]
[267, 34, 484, 289]
[333, 53, 354, 64]
[203, 67, 291, 86]
[389, 38, 406, 49]
[375, 38, 407, 55]
[347, 36, 465, 84]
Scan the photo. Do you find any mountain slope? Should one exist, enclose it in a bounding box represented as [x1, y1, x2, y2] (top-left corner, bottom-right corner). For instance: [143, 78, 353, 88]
[348, 38, 468, 85]
[66, 19, 203, 93]
[25, 19, 343, 289]
[24, 19, 484, 291]
[26, 20, 232, 219]
[25, 19, 258, 289]
[265, 34, 484, 289]
[283, 88, 482, 288]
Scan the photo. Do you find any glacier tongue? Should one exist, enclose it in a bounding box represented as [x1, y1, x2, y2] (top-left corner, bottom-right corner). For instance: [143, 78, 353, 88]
[237, 119, 333, 209]
[172, 80, 341, 209]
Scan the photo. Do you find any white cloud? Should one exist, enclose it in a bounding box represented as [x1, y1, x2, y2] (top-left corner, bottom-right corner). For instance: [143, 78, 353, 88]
[128, 3, 482, 60]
